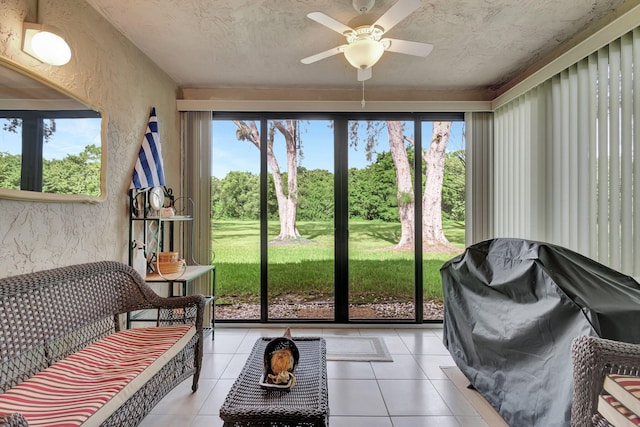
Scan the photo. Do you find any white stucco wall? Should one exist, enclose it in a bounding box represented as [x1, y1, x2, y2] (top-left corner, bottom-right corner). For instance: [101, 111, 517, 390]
[0, 0, 180, 277]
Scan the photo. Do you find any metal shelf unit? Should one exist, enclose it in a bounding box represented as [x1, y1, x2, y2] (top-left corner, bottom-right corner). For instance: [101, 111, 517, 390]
[127, 187, 215, 338]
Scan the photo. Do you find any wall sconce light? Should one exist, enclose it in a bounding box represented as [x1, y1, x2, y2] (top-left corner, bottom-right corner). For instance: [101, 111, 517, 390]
[22, 1, 71, 66]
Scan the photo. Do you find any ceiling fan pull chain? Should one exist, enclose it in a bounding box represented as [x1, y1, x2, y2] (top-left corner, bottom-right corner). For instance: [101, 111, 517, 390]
[361, 79, 366, 109]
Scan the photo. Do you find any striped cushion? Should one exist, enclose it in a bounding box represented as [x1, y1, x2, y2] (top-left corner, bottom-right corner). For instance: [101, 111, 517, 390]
[0, 324, 195, 427]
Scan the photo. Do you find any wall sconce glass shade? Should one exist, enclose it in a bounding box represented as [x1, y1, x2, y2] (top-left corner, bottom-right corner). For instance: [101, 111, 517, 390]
[343, 39, 385, 70]
[22, 22, 71, 66]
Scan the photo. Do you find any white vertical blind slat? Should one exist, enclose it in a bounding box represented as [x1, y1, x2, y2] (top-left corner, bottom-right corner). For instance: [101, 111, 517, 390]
[620, 33, 633, 272]
[507, 103, 513, 237]
[633, 28, 640, 267]
[608, 40, 621, 270]
[544, 84, 554, 244]
[493, 116, 504, 236]
[597, 47, 610, 265]
[587, 54, 599, 259]
[577, 59, 590, 253]
[568, 65, 579, 251]
[551, 75, 563, 242]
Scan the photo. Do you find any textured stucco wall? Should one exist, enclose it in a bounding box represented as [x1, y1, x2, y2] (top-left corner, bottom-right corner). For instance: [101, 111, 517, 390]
[0, 0, 180, 277]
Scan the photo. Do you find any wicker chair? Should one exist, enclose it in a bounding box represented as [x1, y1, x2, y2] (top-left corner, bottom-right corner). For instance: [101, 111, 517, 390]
[571, 335, 640, 426]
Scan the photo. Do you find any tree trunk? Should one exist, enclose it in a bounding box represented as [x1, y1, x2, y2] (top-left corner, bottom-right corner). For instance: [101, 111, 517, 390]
[233, 120, 301, 242]
[272, 120, 301, 241]
[387, 121, 414, 248]
[423, 121, 451, 245]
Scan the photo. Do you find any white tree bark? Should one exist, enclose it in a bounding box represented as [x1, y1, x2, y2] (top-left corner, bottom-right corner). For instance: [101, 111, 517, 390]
[233, 120, 301, 242]
[423, 121, 451, 245]
[272, 120, 301, 241]
[387, 121, 414, 248]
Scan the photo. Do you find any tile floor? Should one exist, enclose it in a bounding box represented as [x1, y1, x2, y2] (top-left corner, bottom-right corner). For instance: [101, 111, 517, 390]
[139, 325, 490, 427]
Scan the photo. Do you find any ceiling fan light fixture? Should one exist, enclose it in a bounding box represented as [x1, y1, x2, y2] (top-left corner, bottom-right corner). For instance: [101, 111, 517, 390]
[344, 39, 384, 70]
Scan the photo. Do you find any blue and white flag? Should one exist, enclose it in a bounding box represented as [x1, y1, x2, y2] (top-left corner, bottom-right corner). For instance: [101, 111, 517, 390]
[130, 107, 166, 189]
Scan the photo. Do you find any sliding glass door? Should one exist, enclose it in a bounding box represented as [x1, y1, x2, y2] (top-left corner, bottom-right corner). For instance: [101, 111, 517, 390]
[347, 120, 415, 320]
[266, 119, 335, 320]
[210, 113, 464, 323]
[211, 119, 261, 320]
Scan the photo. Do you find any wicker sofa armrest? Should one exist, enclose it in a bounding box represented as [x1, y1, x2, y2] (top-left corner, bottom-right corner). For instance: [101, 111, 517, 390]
[124, 266, 206, 330]
[0, 412, 28, 427]
[144, 293, 206, 330]
[571, 335, 640, 427]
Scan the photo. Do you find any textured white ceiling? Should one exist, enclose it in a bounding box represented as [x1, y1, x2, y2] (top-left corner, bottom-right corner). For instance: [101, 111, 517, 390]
[85, 0, 635, 98]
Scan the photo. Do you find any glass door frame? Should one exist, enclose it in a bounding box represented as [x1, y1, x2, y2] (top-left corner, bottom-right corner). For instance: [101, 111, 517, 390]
[212, 111, 464, 324]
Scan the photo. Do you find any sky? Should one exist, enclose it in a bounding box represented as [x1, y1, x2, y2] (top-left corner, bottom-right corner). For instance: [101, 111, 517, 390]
[0, 118, 102, 160]
[1, 117, 463, 176]
[211, 120, 465, 179]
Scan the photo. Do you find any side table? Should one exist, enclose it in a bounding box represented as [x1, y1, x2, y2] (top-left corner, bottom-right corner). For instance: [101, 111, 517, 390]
[220, 337, 328, 426]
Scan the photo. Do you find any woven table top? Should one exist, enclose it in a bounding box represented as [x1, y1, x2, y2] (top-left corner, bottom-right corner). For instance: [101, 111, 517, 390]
[219, 337, 328, 427]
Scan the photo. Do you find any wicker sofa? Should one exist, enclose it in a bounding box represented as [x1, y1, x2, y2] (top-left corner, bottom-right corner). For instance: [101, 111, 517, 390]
[571, 335, 640, 426]
[0, 261, 205, 427]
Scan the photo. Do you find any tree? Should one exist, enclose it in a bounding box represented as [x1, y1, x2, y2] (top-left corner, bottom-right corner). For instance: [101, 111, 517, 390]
[423, 121, 452, 245]
[350, 121, 415, 248]
[233, 120, 302, 242]
[351, 120, 454, 249]
[3, 118, 56, 143]
[349, 153, 398, 221]
[42, 144, 101, 195]
[298, 167, 333, 221]
[387, 121, 414, 248]
[442, 151, 465, 221]
[213, 171, 259, 219]
[0, 152, 21, 190]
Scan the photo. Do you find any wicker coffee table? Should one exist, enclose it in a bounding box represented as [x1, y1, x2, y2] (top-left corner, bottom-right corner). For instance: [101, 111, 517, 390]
[219, 337, 328, 426]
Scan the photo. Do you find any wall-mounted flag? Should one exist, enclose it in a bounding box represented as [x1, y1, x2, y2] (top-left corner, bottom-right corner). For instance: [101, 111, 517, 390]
[130, 107, 166, 189]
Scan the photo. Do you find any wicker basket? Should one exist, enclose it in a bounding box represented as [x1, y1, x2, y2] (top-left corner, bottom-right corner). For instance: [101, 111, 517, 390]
[152, 259, 184, 274]
[157, 252, 179, 262]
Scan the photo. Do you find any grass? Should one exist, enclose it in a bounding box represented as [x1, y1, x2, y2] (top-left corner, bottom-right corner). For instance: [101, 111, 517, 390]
[212, 219, 465, 305]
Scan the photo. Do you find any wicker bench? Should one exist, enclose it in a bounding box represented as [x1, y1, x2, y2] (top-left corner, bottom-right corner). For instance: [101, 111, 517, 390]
[0, 261, 205, 427]
[220, 337, 328, 426]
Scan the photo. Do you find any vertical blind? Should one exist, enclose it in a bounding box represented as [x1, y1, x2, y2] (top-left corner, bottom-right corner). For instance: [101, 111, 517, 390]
[181, 111, 213, 313]
[493, 27, 640, 276]
[465, 112, 494, 246]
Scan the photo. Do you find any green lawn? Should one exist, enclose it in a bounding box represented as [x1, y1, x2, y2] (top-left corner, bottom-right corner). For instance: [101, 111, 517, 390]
[212, 220, 465, 305]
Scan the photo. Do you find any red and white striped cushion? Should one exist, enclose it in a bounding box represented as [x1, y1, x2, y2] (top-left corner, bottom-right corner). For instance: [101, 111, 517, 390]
[0, 324, 195, 427]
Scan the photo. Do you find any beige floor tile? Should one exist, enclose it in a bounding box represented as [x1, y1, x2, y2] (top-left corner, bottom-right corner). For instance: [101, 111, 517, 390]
[327, 360, 377, 379]
[391, 415, 461, 426]
[413, 355, 456, 379]
[148, 378, 215, 415]
[198, 378, 235, 416]
[138, 414, 194, 427]
[330, 416, 393, 427]
[378, 379, 452, 416]
[431, 379, 482, 416]
[328, 379, 388, 416]
[371, 354, 428, 380]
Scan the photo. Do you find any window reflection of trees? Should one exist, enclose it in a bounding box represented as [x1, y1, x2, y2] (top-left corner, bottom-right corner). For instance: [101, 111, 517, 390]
[0, 111, 101, 195]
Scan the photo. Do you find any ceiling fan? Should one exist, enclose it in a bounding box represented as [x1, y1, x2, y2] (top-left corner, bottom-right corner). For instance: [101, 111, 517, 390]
[300, 0, 433, 81]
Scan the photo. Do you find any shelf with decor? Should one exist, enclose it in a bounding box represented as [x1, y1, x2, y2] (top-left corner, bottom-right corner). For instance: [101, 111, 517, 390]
[127, 186, 215, 338]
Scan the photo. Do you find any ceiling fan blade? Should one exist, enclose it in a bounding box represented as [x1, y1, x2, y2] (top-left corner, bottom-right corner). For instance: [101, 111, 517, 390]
[373, 0, 422, 34]
[307, 12, 354, 35]
[301, 45, 347, 64]
[357, 67, 372, 81]
[383, 39, 433, 57]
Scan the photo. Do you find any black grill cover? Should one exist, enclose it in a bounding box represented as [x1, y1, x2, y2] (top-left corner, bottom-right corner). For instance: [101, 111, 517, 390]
[441, 238, 640, 427]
